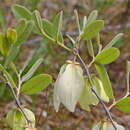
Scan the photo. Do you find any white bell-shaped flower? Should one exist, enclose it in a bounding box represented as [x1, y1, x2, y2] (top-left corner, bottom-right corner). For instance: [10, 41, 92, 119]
[53, 61, 85, 112]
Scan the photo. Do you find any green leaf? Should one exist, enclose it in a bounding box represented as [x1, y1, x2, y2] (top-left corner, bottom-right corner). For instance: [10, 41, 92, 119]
[94, 48, 120, 64]
[20, 56, 33, 74]
[6, 108, 25, 130]
[30, 0, 41, 11]
[126, 61, 130, 94]
[56, 11, 63, 42]
[93, 76, 109, 102]
[87, 10, 98, 25]
[32, 10, 43, 35]
[42, 19, 56, 42]
[9, 62, 18, 75]
[12, 4, 32, 20]
[2, 37, 11, 57]
[4, 47, 19, 66]
[104, 33, 123, 49]
[0, 32, 5, 55]
[79, 78, 99, 111]
[96, 33, 102, 52]
[53, 12, 61, 36]
[16, 19, 27, 39]
[115, 97, 130, 114]
[7, 28, 17, 44]
[0, 64, 16, 88]
[81, 20, 104, 40]
[21, 74, 52, 95]
[52, 11, 64, 43]
[6, 108, 35, 129]
[21, 58, 43, 82]
[15, 20, 34, 47]
[42, 19, 53, 37]
[82, 16, 87, 30]
[23, 108, 35, 127]
[87, 40, 94, 57]
[95, 63, 114, 99]
[0, 33, 11, 56]
[96, 33, 100, 45]
[0, 8, 6, 29]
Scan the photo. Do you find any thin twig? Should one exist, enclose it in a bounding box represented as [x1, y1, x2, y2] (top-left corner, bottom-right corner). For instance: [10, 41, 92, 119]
[24, 22, 130, 45]
[1, 72, 31, 127]
[16, 74, 22, 98]
[6, 83, 30, 124]
[74, 48, 117, 130]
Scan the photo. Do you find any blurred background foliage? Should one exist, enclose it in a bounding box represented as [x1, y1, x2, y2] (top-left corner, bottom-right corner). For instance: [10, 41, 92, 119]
[0, 0, 130, 129]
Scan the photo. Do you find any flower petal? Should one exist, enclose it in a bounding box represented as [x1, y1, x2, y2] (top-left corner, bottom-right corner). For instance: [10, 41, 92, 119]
[53, 77, 61, 112]
[53, 64, 67, 112]
[56, 64, 85, 112]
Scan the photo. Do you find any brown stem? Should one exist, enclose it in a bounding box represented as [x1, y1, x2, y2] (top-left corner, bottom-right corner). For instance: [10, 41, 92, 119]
[5, 83, 31, 126]
[74, 48, 117, 130]
[1, 72, 31, 127]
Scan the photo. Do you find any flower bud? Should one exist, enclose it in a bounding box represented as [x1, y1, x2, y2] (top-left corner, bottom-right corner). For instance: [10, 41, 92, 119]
[92, 121, 125, 130]
[53, 61, 85, 112]
[6, 108, 35, 130]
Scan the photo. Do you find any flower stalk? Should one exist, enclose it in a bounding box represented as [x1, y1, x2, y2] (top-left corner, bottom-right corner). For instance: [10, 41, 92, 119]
[74, 48, 117, 130]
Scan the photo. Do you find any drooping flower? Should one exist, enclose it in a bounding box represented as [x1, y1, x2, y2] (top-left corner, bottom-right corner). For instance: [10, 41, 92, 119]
[53, 61, 85, 112]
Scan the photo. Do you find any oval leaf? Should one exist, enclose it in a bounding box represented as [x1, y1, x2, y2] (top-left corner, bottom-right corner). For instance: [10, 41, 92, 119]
[93, 76, 109, 102]
[0, 64, 16, 88]
[6, 108, 35, 129]
[42, 19, 53, 37]
[7, 28, 17, 44]
[4, 47, 20, 66]
[6, 108, 25, 130]
[95, 63, 114, 99]
[81, 20, 104, 40]
[95, 48, 120, 64]
[21, 58, 43, 82]
[15, 20, 34, 47]
[0, 32, 5, 55]
[115, 97, 130, 114]
[12, 4, 32, 20]
[52, 11, 64, 43]
[21, 74, 52, 95]
[87, 40, 94, 57]
[87, 10, 98, 25]
[104, 33, 123, 49]
[32, 10, 43, 35]
[79, 78, 99, 111]
[23, 108, 35, 127]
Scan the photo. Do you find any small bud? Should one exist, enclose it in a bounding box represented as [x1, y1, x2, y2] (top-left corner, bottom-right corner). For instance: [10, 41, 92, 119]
[7, 28, 17, 44]
[6, 108, 35, 129]
[92, 121, 125, 130]
[53, 61, 85, 112]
